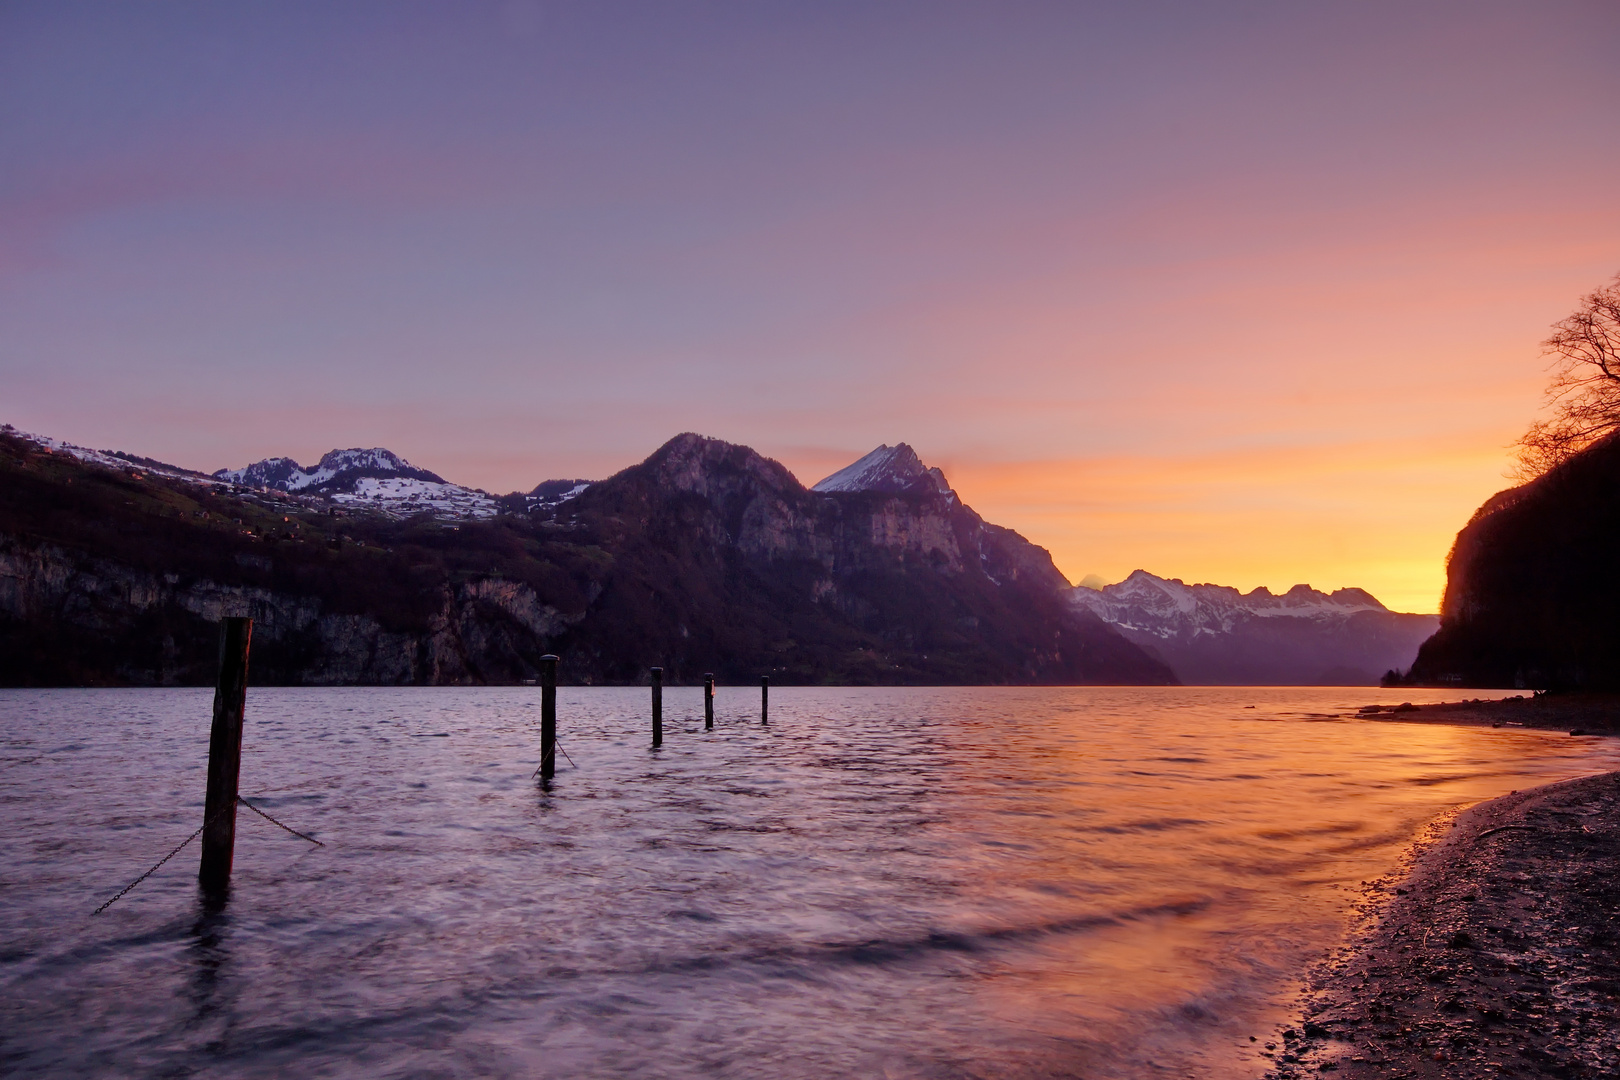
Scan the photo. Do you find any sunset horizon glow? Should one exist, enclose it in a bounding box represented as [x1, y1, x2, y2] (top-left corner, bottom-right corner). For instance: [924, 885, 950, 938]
[6, 2, 1619, 617]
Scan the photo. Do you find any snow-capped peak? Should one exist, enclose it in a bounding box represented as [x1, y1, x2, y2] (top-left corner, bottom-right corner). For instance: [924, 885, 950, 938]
[213, 448, 445, 493]
[811, 443, 953, 496]
[1070, 568, 1394, 640]
[211, 446, 498, 519]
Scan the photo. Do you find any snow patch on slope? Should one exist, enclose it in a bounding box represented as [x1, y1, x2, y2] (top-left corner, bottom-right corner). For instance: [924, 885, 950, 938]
[524, 479, 592, 511]
[9, 429, 223, 485]
[331, 477, 499, 519]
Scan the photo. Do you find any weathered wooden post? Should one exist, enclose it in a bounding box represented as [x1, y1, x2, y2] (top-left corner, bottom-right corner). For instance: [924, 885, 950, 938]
[539, 654, 558, 780]
[651, 666, 663, 748]
[199, 617, 252, 894]
[704, 673, 714, 730]
[761, 675, 769, 724]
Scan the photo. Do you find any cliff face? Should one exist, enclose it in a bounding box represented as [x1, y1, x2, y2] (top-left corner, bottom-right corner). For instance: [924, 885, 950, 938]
[0, 430, 1174, 687]
[1408, 432, 1620, 689]
[0, 535, 584, 686]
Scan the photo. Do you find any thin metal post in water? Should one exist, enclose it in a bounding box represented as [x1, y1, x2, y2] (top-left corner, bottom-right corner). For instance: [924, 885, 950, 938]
[539, 654, 558, 780]
[651, 667, 663, 748]
[199, 617, 252, 894]
[761, 675, 768, 724]
[704, 673, 714, 730]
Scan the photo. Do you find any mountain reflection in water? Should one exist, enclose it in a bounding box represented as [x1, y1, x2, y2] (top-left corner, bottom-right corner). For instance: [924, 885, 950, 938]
[4, 686, 1618, 1079]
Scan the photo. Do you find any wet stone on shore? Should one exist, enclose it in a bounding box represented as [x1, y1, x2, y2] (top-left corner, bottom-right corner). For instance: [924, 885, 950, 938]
[1265, 772, 1620, 1079]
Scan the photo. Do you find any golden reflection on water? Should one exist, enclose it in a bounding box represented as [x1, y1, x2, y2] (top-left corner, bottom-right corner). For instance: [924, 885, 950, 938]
[924, 688, 1620, 1077]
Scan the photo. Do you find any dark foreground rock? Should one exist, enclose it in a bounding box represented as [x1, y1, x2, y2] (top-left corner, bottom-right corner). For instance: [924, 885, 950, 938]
[1267, 772, 1620, 1079]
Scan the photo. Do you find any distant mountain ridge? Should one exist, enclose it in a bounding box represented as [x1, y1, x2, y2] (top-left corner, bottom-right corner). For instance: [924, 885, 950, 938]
[1071, 569, 1437, 685]
[2, 425, 1424, 686]
[214, 448, 445, 492]
[214, 447, 499, 519]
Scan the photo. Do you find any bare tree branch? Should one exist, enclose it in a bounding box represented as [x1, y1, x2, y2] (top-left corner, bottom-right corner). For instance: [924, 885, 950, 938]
[1514, 272, 1620, 477]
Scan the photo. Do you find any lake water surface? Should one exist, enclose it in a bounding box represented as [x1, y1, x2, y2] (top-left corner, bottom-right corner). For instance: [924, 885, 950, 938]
[4, 686, 1619, 1079]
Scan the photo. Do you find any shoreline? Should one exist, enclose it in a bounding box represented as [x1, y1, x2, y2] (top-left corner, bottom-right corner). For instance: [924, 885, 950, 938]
[1359, 692, 1620, 736]
[1263, 768, 1620, 1078]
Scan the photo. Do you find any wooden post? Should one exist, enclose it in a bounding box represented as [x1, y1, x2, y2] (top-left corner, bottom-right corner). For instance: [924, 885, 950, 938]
[199, 617, 252, 894]
[704, 673, 714, 730]
[651, 667, 663, 748]
[539, 654, 558, 780]
[761, 675, 769, 724]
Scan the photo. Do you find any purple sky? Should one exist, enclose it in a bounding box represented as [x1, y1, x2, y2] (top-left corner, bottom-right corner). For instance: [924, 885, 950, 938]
[5, 2, 1620, 611]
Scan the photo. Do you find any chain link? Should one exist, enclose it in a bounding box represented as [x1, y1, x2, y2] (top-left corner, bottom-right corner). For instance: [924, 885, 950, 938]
[237, 795, 324, 845]
[92, 807, 222, 916]
[533, 735, 578, 778]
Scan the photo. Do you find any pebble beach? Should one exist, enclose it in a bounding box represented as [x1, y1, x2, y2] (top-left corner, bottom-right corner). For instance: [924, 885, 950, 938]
[1267, 752, 1620, 1079]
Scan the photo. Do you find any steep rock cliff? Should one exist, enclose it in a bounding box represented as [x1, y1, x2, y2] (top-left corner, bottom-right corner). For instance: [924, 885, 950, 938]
[0, 535, 582, 685]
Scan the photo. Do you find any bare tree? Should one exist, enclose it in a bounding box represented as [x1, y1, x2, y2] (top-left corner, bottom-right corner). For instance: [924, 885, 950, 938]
[1515, 272, 1620, 478]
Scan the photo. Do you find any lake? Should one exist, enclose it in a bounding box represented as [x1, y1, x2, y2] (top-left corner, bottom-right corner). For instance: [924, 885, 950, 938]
[4, 686, 1618, 1079]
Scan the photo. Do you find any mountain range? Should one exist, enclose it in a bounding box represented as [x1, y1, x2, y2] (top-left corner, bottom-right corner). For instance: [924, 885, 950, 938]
[0, 426, 1433, 686]
[0, 429, 1170, 686]
[213, 447, 502, 519]
[1071, 570, 1437, 685]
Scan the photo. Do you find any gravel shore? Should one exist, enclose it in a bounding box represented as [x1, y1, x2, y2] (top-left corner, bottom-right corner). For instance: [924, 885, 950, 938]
[1264, 770, 1620, 1078]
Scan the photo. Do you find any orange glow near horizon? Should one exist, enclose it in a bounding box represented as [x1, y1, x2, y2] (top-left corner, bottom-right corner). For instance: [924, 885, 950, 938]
[933, 435, 1518, 616]
[773, 432, 1512, 617]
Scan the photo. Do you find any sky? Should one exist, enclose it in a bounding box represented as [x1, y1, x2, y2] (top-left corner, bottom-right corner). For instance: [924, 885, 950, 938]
[5, 1, 1619, 614]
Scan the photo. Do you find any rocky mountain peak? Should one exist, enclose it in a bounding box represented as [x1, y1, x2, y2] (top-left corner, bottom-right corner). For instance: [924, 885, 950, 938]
[811, 443, 953, 496]
[215, 447, 445, 492]
[312, 448, 422, 476]
[642, 433, 801, 498]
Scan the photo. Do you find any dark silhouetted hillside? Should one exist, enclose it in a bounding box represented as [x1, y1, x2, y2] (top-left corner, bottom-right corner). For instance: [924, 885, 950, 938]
[1407, 431, 1620, 689]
